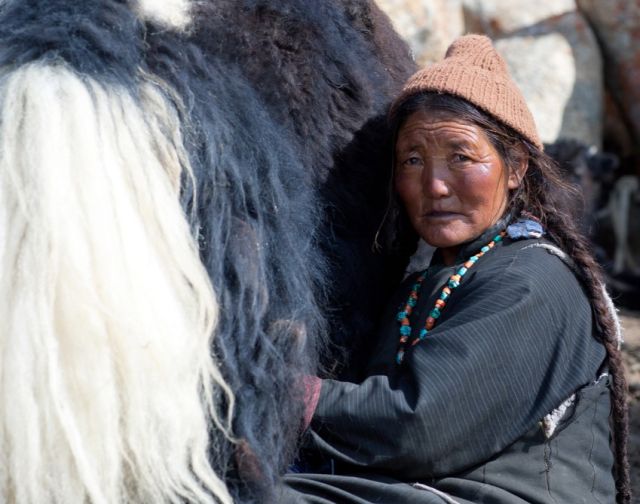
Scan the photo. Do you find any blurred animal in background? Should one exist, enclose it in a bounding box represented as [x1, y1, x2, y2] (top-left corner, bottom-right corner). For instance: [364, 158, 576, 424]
[546, 139, 640, 309]
[0, 0, 414, 502]
[598, 175, 640, 309]
[545, 139, 619, 237]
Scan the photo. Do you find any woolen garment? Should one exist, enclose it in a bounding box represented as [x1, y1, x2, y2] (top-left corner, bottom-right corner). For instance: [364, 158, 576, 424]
[281, 225, 614, 503]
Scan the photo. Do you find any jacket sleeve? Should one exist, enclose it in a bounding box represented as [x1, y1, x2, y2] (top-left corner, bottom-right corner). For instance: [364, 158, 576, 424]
[309, 245, 606, 479]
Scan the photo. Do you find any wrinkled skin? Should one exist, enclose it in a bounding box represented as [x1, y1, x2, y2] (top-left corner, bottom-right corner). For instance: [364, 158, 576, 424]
[395, 110, 525, 264]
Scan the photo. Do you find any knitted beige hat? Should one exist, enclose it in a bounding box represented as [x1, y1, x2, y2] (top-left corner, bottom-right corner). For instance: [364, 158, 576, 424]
[392, 34, 542, 150]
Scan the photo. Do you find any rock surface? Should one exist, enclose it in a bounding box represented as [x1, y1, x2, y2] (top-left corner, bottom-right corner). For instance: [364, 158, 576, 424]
[461, 0, 575, 36]
[376, 0, 604, 147]
[493, 10, 603, 148]
[375, 0, 464, 65]
[576, 0, 640, 151]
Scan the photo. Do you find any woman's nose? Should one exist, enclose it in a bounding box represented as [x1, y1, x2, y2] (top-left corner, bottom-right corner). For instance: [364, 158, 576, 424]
[422, 160, 450, 198]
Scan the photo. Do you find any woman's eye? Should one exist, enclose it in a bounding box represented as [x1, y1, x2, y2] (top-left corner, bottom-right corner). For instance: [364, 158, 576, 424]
[402, 156, 422, 167]
[452, 153, 471, 163]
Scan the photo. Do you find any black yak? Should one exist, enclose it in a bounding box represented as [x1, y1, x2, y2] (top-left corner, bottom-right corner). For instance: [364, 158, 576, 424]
[0, 0, 415, 502]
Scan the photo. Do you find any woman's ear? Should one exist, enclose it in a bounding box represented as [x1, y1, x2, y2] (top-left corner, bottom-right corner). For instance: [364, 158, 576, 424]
[507, 144, 528, 189]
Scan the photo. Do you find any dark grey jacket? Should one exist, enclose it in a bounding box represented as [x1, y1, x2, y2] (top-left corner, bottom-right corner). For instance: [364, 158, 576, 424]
[282, 228, 615, 503]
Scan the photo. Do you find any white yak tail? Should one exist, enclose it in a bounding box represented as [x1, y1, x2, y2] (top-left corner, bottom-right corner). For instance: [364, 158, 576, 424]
[0, 62, 234, 504]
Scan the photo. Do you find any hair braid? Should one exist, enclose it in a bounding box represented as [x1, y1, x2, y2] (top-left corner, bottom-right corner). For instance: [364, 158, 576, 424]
[549, 229, 630, 503]
[389, 93, 631, 502]
[512, 147, 631, 504]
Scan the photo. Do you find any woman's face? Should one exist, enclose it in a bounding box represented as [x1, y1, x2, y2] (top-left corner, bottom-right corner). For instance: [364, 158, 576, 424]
[395, 109, 521, 263]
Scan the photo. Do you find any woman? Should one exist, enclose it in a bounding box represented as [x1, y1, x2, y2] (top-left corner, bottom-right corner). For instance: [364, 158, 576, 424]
[281, 34, 630, 503]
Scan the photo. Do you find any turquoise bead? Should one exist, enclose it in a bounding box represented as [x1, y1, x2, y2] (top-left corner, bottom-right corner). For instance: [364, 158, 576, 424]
[395, 230, 505, 365]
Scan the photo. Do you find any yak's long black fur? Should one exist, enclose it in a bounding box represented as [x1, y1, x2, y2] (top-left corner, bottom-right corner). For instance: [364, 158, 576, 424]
[191, 0, 417, 378]
[143, 28, 327, 500]
[0, 0, 416, 501]
[0, 0, 142, 85]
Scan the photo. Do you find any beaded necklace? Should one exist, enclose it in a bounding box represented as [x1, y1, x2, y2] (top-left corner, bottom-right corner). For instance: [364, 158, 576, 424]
[395, 231, 506, 365]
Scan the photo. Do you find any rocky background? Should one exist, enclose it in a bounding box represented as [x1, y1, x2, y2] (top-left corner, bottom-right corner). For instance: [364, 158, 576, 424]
[377, 0, 640, 496]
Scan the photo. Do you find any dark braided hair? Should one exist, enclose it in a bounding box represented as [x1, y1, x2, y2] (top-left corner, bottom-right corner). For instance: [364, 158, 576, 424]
[388, 93, 631, 503]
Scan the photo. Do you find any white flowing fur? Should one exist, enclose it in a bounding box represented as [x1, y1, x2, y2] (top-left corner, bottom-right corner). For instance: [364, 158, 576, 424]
[134, 0, 192, 30]
[0, 63, 233, 503]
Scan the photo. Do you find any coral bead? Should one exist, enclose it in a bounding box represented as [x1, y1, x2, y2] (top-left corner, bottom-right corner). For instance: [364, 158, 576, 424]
[396, 230, 506, 364]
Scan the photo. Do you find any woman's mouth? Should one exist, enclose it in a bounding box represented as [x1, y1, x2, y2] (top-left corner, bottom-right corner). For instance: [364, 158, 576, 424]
[424, 211, 459, 219]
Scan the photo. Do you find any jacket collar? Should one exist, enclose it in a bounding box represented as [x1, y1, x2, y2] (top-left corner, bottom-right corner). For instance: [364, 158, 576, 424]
[429, 217, 509, 267]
